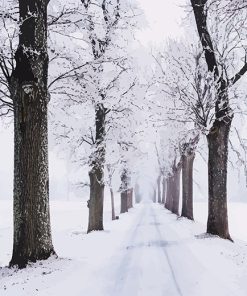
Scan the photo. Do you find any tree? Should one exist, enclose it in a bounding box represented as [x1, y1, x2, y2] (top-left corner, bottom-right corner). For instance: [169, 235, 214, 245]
[191, 0, 247, 239]
[181, 132, 199, 220]
[9, 0, 55, 268]
[106, 164, 117, 220]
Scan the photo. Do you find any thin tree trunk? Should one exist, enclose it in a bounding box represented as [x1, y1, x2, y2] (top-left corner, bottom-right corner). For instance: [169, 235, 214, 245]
[121, 191, 128, 213]
[87, 104, 106, 233]
[128, 188, 133, 209]
[162, 177, 166, 205]
[10, 0, 55, 268]
[165, 176, 173, 210]
[135, 183, 141, 203]
[120, 168, 128, 213]
[181, 153, 195, 220]
[153, 188, 157, 203]
[157, 175, 161, 203]
[171, 165, 181, 216]
[207, 120, 232, 240]
[110, 188, 116, 221]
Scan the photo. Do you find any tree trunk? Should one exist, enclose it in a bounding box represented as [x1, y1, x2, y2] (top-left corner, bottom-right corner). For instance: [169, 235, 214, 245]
[120, 166, 132, 213]
[135, 183, 141, 203]
[9, 0, 55, 268]
[128, 188, 133, 209]
[171, 165, 181, 216]
[165, 163, 181, 215]
[121, 191, 128, 213]
[110, 187, 116, 221]
[153, 188, 156, 203]
[165, 176, 173, 210]
[206, 119, 232, 240]
[87, 104, 106, 233]
[181, 153, 195, 220]
[162, 177, 166, 205]
[157, 175, 161, 203]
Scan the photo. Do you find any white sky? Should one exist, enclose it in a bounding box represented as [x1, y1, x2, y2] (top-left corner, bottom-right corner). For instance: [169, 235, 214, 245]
[137, 0, 186, 44]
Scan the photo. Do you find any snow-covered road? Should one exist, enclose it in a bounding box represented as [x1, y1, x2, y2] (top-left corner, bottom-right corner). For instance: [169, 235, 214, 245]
[90, 203, 244, 296]
[1, 201, 247, 296]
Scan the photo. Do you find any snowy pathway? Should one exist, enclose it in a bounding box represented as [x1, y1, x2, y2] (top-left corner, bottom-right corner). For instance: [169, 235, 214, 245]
[1, 201, 247, 296]
[93, 203, 244, 296]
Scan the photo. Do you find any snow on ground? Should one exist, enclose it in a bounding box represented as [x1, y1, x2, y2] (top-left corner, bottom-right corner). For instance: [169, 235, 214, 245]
[1, 200, 247, 295]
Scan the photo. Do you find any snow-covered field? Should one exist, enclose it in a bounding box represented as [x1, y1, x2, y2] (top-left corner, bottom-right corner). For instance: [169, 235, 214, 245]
[1, 200, 247, 295]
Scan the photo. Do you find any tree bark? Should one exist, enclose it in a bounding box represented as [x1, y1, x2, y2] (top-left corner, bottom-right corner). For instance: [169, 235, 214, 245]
[9, 0, 55, 268]
[87, 104, 106, 233]
[121, 191, 128, 213]
[120, 168, 128, 213]
[171, 165, 181, 216]
[191, 0, 236, 240]
[165, 162, 181, 215]
[165, 176, 173, 210]
[128, 188, 133, 209]
[110, 187, 116, 220]
[206, 119, 232, 239]
[157, 175, 161, 203]
[181, 153, 195, 220]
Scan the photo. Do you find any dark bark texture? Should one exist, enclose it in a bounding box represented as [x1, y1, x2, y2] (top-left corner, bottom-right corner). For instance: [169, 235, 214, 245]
[165, 162, 181, 216]
[206, 120, 232, 239]
[10, 0, 55, 268]
[181, 153, 195, 220]
[87, 104, 106, 232]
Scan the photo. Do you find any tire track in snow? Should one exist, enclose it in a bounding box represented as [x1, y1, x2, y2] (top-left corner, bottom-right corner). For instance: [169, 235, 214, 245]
[106, 203, 183, 296]
[150, 205, 183, 296]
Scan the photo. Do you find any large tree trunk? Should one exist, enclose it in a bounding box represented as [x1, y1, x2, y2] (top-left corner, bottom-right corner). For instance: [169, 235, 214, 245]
[190, 0, 238, 241]
[181, 153, 195, 220]
[206, 119, 232, 240]
[87, 104, 106, 233]
[171, 165, 181, 216]
[10, 0, 55, 268]
[157, 175, 161, 203]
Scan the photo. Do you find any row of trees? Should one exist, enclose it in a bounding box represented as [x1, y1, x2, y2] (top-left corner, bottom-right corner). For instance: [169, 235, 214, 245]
[0, 0, 144, 268]
[152, 0, 247, 241]
[1, 0, 247, 269]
